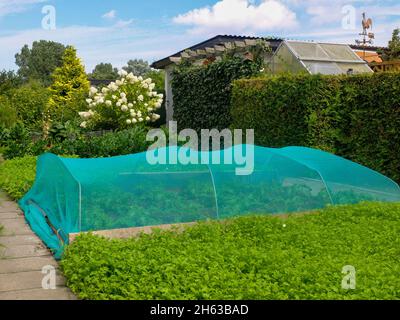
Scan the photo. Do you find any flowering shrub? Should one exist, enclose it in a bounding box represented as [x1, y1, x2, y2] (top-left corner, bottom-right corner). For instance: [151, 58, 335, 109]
[80, 70, 163, 130]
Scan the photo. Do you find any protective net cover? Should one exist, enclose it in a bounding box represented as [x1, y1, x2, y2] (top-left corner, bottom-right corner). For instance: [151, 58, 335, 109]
[19, 145, 400, 258]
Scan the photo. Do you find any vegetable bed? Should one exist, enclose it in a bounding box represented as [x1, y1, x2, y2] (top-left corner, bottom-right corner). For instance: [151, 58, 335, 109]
[61, 202, 400, 300]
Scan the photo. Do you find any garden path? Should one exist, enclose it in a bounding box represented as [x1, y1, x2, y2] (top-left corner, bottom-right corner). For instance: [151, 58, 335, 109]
[0, 192, 76, 300]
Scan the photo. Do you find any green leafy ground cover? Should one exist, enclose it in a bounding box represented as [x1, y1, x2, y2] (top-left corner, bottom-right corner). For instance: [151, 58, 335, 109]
[0, 155, 36, 200]
[61, 202, 400, 300]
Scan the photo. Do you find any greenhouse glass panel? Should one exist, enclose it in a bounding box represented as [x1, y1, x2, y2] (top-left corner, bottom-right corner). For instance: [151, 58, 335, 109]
[270, 42, 306, 74]
[303, 61, 343, 75]
[19, 145, 400, 258]
[319, 43, 361, 61]
[286, 41, 330, 60]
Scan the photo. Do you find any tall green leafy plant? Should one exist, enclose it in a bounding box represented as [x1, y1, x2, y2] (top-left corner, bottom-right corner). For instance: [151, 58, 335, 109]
[172, 57, 262, 132]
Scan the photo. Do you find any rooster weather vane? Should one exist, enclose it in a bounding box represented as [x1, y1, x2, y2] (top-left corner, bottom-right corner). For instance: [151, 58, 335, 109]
[355, 12, 375, 60]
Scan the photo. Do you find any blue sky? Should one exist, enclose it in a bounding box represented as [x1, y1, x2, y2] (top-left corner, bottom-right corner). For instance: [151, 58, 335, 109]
[0, 0, 399, 71]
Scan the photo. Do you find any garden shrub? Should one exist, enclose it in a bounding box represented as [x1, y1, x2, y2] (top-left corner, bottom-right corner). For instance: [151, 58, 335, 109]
[0, 155, 37, 200]
[61, 202, 400, 300]
[47, 46, 90, 124]
[1, 125, 155, 160]
[48, 126, 154, 158]
[172, 57, 261, 132]
[231, 72, 400, 182]
[0, 122, 34, 159]
[0, 70, 22, 95]
[8, 81, 50, 131]
[80, 70, 162, 130]
[0, 96, 18, 128]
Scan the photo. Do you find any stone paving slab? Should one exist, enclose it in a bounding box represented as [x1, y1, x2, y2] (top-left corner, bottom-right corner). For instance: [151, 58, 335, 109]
[0, 271, 65, 292]
[0, 219, 35, 236]
[0, 256, 57, 274]
[0, 195, 76, 300]
[0, 212, 22, 219]
[0, 243, 51, 259]
[0, 234, 42, 246]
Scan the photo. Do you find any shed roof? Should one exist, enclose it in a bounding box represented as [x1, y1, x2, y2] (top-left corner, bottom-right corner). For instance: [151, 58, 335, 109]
[151, 34, 283, 69]
[151, 34, 386, 70]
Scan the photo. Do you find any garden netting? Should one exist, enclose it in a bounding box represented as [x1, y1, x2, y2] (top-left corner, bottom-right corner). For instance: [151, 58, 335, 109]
[19, 145, 400, 258]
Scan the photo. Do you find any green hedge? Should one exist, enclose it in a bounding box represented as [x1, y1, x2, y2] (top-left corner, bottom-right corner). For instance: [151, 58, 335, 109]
[172, 58, 261, 131]
[61, 202, 400, 300]
[231, 72, 400, 182]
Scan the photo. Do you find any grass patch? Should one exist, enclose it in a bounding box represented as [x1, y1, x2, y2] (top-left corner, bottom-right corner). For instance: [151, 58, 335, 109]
[0, 155, 36, 200]
[61, 202, 400, 300]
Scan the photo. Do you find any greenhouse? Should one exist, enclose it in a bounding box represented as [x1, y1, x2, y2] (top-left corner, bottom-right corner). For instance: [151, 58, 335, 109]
[269, 40, 373, 75]
[19, 145, 400, 258]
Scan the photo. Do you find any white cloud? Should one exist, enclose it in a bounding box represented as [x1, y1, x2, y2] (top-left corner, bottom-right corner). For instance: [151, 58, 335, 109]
[114, 19, 134, 28]
[173, 0, 297, 35]
[0, 0, 47, 17]
[102, 9, 116, 20]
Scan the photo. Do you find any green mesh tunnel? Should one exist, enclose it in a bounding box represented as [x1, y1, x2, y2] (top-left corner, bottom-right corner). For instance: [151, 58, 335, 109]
[19, 145, 400, 258]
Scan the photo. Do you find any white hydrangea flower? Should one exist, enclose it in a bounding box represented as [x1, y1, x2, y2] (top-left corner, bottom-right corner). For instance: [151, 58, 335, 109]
[132, 118, 137, 123]
[119, 69, 128, 77]
[138, 117, 144, 122]
[105, 100, 112, 106]
[126, 119, 132, 124]
[86, 98, 93, 104]
[89, 87, 98, 96]
[80, 121, 87, 128]
[121, 105, 128, 112]
[155, 102, 162, 109]
[145, 116, 150, 121]
[138, 95, 144, 102]
[116, 101, 122, 107]
[102, 87, 109, 94]
[128, 103, 133, 108]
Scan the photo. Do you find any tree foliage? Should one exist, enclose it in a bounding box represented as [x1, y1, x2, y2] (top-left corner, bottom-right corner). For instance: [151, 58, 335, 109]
[47, 46, 90, 123]
[379, 29, 400, 61]
[0, 70, 22, 95]
[122, 59, 151, 76]
[15, 40, 67, 86]
[89, 63, 119, 80]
